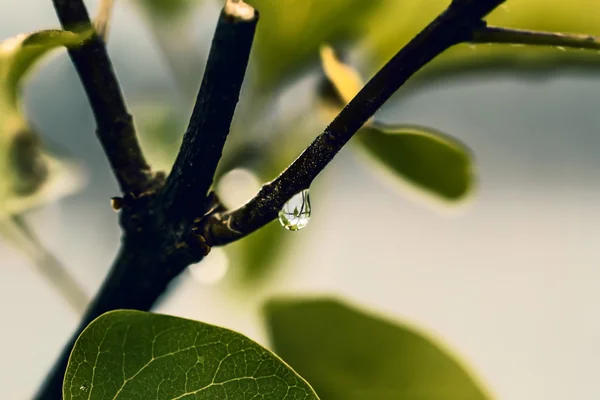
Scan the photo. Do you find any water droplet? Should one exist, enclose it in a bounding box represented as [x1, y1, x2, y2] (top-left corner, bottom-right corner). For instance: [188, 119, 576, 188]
[278, 189, 311, 231]
[79, 384, 89, 392]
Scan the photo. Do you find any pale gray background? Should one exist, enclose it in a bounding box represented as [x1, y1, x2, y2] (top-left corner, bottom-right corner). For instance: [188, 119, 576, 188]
[0, 0, 599, 399]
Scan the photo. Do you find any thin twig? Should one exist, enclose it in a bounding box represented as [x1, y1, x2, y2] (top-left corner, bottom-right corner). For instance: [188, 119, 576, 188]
[52, 0, 152, 194]
[162, 0, 258, 223]
[472, 25, 600, 50]
[201, 0, 506, 246]
[4, 215, 88, 314]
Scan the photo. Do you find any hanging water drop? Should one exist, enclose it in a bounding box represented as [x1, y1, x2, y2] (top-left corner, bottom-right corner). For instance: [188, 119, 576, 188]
[278, 189, 311, 231]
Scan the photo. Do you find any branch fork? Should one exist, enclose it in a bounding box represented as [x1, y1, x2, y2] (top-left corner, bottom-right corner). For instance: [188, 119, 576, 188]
[40, 0, 600, 398]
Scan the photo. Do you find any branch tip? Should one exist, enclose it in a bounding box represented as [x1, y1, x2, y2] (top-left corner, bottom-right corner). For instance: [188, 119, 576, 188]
[224, 0, 256, 21]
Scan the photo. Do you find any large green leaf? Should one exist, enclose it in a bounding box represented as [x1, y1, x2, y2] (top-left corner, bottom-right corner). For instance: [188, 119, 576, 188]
[360, 0, 600, 84]
[265, 298, 491, 400]
[0, 30, 89, 217]
[64, 310, 320, 399]
[357, 124, 473, 201]
[248, 0, 383, 89]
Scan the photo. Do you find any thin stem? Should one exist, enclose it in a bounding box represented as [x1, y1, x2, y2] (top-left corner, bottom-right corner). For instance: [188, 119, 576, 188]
[201, 0, 506, 246]
[5, 215, 88, 314]
[162, 0, 258, 223]
[52, 0, 152, 194]
[472, 25, 600, 50]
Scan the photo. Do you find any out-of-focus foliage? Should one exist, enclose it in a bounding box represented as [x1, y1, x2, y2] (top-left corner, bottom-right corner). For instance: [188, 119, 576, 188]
[135, 0, 198, 21]
[0, 29, 90, 312]
[228, 219, 284, 286]
[248, 0, 383, 89]
[133, 102, 186, 172]
[320, 44, 474, 201]
[0, 30, 89, 218]
[64, 310, 320, 399]
[362, 0, 600, 84]
[358, 124, 473, 200]
[265, 298, 491, 400]
[133, 0, 206, 98]
[244, 0, 600, 92]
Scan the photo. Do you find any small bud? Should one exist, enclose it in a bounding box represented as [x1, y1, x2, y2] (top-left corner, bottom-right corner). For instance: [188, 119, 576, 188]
[110, 197, 124, 211]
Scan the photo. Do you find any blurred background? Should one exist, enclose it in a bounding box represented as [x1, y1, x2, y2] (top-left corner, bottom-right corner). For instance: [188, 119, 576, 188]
[1, 0, 599, 398]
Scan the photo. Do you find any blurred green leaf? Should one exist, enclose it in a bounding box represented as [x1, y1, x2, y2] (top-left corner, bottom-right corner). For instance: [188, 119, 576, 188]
[134, 102, 186, 172]
[134, 0, 205, 98]
[0, 30, 89, 217]
[317, 43, 473, 202]
[0, 30, 90, 106]
[360, 0, 600, 85]
[135, 0, 197, 21]
[217, 161, 289, 288]
[249, 0, 383, 89]
[265, 298, 491, 400]
[229, 219, 284, 286]
[251, 0, 600, 92]
[357, 124, 473, 201]
[64, 310, 319, 399]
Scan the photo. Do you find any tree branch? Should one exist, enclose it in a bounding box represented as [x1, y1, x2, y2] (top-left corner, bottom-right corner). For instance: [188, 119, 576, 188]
[52, 0, 152, 194]
[472, 25, 600, 50]
[201, 0, 506, 246]
[162, 0, 258, 223]
[36, 1, 258, 398]
[35, 233, 197, 400]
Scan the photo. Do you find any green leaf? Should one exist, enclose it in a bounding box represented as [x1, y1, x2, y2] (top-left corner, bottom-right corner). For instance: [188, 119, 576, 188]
[316, 44, 473, 202]
[265, 298, 491, 400]
[64, 310, 320, 400]
[249, 0, 383, 89]
[356, 124, 474, 201]
[360, 0, 600, 85]
[0, 30, 89, 217]
[134, 102, 187, 172]
[135, 0, 197, 21]
[229, 219, 285, 286]
[0, 30, 90, 106]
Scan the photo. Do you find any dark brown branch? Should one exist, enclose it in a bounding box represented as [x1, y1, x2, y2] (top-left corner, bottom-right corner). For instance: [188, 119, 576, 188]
[162, 1, 258, 223]
[52, 0, 152, 194]
[202, 0, 506, 246]
[35, 230, 197, 400]
[36, 2, 258, 399]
